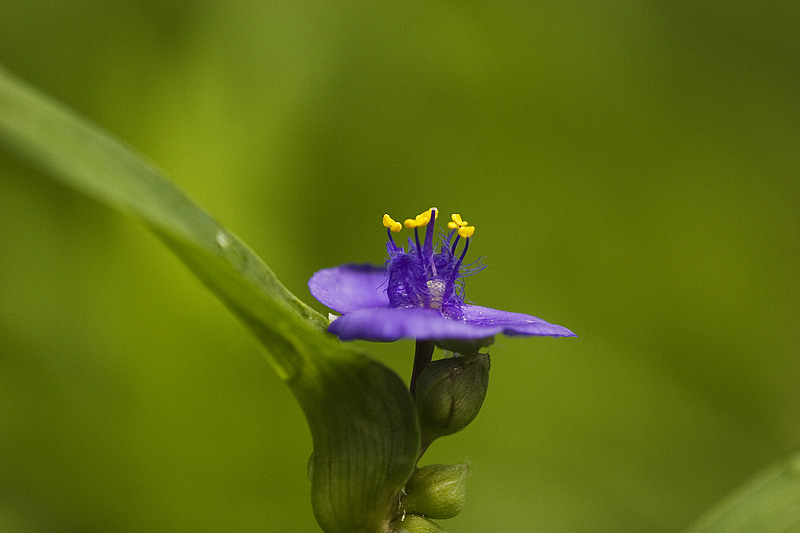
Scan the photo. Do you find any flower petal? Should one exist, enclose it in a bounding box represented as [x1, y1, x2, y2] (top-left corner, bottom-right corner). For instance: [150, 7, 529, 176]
[308, 263, 390, 313]
[461, 305, 576, 337]
[328, 307, 506, 342]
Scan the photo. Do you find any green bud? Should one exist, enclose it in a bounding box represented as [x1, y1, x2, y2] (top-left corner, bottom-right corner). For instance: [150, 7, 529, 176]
[414, 353, 490, 442]
[402, 464, 469, 519]
[391, 514, 445, 533]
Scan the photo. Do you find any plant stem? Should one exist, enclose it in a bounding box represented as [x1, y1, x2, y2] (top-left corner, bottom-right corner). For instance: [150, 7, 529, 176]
[409, 340, 435, 397]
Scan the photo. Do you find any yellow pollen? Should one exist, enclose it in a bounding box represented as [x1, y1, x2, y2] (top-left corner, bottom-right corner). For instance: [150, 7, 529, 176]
[382, 214, 402, 233]
[404, 207, 436, 229]
[458, 225, 475, 238]
[447, 213, 468, 229]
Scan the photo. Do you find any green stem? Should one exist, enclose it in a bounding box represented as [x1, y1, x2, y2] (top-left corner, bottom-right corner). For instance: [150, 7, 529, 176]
[409, 340, 435, 398]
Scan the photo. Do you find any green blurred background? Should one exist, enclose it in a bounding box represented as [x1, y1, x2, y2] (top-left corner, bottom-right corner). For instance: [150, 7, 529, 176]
[1, 1, 798, 531]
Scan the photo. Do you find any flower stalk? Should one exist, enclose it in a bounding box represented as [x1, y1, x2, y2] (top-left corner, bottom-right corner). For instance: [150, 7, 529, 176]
[410, 340, 435, 397]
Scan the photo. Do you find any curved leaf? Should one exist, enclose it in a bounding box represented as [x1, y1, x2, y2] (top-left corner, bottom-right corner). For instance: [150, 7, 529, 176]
[0, 67, 419, 532]
[686, 451, 800, 532]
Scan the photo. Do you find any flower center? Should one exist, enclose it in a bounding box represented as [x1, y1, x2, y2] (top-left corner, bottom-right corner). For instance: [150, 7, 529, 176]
[382, 208, 476, 318]
[426, 279, 447, 309]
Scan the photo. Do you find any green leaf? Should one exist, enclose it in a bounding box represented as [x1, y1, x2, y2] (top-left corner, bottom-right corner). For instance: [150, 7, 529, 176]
[0, 67, 419, 532]
[685, 451, 800, 532]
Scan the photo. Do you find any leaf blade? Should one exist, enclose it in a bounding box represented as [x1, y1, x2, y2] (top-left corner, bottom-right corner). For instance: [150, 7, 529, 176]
[0, 65, 326, 344]
[686, 451, 800, 533]
[0, 67, 420, 532]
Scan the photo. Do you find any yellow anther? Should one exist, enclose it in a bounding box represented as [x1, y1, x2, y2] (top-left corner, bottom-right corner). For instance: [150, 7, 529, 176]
[402, 207, 438, 229]
[404, 211, 427, 228]
[383, 214, 402, 233]
[458, 225, 475, 238]
[447, 213, 468, 229]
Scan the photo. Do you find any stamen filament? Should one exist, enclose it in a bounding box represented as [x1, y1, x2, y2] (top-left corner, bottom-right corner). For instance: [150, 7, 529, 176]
[447, 214, 473, 257]
[386, 228, 398, 249]
[404, 208, 437, 258]
[382, 213, 403, 250]
[457, 236, 471, 265]
[422, 207, 438, 274]
[451, 236, 460, 255]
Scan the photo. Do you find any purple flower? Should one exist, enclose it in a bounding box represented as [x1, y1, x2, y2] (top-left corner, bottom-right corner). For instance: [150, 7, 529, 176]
[309, 208, 575, 346]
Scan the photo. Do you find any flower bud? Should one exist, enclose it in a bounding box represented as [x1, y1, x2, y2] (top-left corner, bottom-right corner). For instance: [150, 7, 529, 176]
[414, 353, 490, 442]
[402, 463, 469, 519]
[391, 514, 445, 533]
